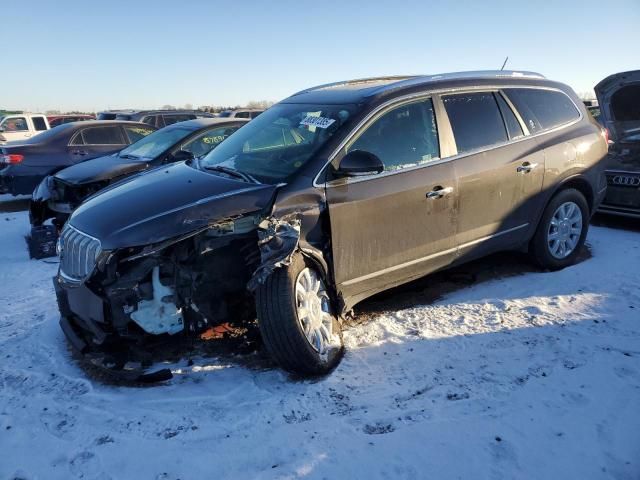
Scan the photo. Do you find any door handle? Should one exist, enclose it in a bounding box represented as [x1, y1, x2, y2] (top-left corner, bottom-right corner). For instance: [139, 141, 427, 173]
[517, 162, 538, 173]
[72, 150, 88, 156]
[426, 186, 454, 199]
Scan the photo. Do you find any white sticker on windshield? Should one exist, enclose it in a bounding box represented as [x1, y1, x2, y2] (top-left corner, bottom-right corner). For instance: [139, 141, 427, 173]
[300, 115, 336, 129]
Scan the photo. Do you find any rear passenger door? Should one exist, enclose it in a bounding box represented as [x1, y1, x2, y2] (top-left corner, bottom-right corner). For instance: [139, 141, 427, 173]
[68, 125, 128, 163]
[441, 91, 544, 260]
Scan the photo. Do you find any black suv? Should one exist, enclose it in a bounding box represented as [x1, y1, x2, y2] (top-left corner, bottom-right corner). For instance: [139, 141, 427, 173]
[54, 71, 607, 381]
[97, 110, 215, 129]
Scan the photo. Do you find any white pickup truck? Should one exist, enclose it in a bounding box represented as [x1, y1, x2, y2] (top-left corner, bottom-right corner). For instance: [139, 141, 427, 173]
[0, 113, 50, 144]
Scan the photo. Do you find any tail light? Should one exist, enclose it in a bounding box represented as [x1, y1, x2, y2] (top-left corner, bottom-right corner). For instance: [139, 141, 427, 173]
[1, 154, 24, 164]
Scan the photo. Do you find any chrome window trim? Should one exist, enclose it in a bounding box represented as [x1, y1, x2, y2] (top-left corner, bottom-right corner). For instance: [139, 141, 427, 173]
[341, 223, 529, 286]
[605, 169, 640, 175]
[67, 125, 127, 147]
[313, 85, 583, 188]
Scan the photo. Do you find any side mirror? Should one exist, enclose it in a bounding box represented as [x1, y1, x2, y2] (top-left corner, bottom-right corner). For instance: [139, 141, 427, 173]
[336, 150, 384, 177]
[172, 150, 194, 162]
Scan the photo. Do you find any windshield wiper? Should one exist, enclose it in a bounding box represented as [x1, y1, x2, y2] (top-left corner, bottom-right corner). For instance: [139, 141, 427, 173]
[202, 165, 259, 184]
[119, 153, 140, 160]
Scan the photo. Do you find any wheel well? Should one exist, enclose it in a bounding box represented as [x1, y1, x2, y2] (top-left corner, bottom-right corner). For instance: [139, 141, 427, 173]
[558, 177, 594, 214]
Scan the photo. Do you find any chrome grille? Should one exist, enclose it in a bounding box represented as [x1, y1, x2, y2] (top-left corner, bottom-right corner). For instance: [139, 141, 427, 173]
[59, 225, 102, 283]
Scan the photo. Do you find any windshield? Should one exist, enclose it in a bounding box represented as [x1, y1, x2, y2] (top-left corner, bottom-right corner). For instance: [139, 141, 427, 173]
[119, 126, 193, 159]
[198, 103, 357, 183]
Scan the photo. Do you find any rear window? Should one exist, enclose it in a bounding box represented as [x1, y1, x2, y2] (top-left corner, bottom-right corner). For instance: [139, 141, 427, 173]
[124, 125, 155, 143]
[32, 117, 48, 131]
[163, 114, 194, 126]
[443, 92, 508, 154]
[115, 114, 133, 121]
[97, 113, 117, 120]
[504, 88, 580, 133]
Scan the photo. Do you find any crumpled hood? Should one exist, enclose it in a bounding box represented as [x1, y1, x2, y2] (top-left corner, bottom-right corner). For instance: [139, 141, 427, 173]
[595, 70, 640, 142]
[54, 154, 151, 185]
[69, 162, 278, 250]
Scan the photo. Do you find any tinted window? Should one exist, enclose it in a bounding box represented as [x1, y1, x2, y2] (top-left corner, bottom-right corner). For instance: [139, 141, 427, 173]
[250, 111, 263, 119]
[348, 99, 440, 171]
[141, 115, 157, 126]
[443, 92, 507, 153]
[495, 93, 524, 140]
[124, 125, 154, 143]
[0, 117, 28, 131]
[81, 126, 124, 145]
[32, 117, 48, 131]
[180, 126, 240, 158]
[115, 114, 133, 121]
[504, 88, 580, 133]
[97, 113, 117, 120]
[235, 112, 250, 119]
[163, 114, 193, 126]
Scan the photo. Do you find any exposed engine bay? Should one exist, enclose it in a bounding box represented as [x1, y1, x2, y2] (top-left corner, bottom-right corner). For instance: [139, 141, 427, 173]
[55, 212, 306, 381]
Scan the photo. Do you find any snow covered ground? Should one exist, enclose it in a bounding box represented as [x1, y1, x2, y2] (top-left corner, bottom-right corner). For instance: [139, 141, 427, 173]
[0, 209, 639, 480]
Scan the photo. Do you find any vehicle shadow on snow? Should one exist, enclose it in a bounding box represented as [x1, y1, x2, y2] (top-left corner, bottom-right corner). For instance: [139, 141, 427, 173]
[74, 244, 596, 387]
[0, 194, 30, 213]
[350, 245, 592, 324]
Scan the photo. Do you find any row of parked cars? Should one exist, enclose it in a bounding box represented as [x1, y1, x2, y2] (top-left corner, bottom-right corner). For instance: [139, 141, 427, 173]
[0, 69, 637, 382]
[0, 108, 263, 144]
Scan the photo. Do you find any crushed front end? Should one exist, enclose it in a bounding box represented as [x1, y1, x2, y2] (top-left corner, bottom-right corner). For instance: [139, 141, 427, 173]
[54, 216, 263, 381]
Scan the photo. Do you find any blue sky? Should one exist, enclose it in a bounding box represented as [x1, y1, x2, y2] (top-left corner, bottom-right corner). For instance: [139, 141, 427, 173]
[4, 0, 638, 112]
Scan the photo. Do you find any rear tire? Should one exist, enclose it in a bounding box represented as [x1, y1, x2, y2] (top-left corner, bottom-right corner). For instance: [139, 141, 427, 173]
[256, 254, 343, 375]
[530, 188, 589, 270]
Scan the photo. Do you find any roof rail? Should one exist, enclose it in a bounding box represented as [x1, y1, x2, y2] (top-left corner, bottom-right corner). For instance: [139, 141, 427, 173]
[423, 70, 545, 81]
[291, 75, 420, 96]
[291, 70, 546, 97]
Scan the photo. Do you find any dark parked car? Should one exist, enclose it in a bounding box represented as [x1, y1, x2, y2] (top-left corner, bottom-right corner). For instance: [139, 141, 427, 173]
[54, 71, 607, 381]
[218, 109, 264, 119]
[97, 109, 215, 128]
[595, 70, 640, 218]
[30, 118, 248, 229]
[47, 115, 95, 127]
[0, 121, 155, 196]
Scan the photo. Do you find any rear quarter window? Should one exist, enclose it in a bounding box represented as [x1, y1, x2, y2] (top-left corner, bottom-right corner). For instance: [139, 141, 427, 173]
[504, 88, 580, 133]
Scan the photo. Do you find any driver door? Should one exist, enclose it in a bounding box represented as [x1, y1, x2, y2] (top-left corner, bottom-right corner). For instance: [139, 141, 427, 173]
[324, 98, 458, 305]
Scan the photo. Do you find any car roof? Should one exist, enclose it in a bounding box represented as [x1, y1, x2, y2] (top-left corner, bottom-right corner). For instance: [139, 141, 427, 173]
[283, 70, 549, 105]
[162, 118, 250, 130]
[98, 109, 212, 115]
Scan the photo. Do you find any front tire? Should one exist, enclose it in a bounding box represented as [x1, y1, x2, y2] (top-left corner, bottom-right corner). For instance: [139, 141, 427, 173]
[530, 188, 589, 270]
[256, 254, 343, 375]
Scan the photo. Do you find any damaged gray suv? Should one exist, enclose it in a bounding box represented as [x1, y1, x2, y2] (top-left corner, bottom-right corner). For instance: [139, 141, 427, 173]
[55, 71, 608, 380]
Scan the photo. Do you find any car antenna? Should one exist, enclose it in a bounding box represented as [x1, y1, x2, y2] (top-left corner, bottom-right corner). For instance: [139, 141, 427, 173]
[500, 56, 509, 71]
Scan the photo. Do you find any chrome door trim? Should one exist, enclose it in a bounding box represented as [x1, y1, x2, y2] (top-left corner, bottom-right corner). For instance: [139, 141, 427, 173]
[341, 223, 529, 287]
